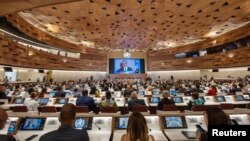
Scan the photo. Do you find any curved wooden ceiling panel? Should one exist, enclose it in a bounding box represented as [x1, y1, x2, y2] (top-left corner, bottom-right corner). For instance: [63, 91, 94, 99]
[0, 0, 81, 16]
[5, 0, 250, 52]
[0, 35, 107, 71]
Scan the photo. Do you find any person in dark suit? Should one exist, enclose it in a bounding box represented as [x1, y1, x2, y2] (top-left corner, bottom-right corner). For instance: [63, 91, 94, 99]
[116, 60, 133, 74]
[0, 108, 16, 141]
[123, 85, 133, 97]
[127, 92, 146, 111]
[157, 91, 175, 110]
[39, 104, 89, 141]
[76, 89, 96, 111]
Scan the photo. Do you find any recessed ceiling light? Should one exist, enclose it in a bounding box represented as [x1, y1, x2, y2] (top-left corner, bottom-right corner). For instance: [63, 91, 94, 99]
[187, 60, 192, 63]
[62, 58, 67, 63]
[228, 53, 234, 58]
[205, 31, 217, 38]
[28, 50, 34, 56]
[45, 24, 59, 33]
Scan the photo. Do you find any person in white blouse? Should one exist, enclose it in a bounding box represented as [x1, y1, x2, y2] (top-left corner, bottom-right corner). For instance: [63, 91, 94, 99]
[24, 92, 39, 111]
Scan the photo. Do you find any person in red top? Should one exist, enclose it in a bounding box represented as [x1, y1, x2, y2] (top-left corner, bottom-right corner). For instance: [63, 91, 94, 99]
[207, 85, 217, 96]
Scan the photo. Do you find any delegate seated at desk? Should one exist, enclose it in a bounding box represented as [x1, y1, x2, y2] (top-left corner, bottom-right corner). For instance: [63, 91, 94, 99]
[116, 60, 133, 74]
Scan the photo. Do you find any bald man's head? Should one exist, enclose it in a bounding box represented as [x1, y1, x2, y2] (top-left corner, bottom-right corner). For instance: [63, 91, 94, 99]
[0, 108, 8, 130]
[59, 103, 76, 125]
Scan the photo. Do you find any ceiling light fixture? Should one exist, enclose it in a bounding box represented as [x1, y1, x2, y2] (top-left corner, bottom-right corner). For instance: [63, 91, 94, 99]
[187, 60, 193, 63]
[28, 50, 34, 56]
[228, 53, 234, 58]
[124, 50, 131, 58]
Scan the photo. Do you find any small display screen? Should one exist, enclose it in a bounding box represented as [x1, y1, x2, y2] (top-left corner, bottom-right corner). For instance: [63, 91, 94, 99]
[137, 90, 145, 96]
[14, 98, 24, 104]
[150, 97, 160, 103]
[19, 118, 46, 130]
[8, 121, 17, 134]
[49, 92, 56, 97]
[38, 98, 49, 105]
[216, 96, 226, 102]
[73, 117, 91, 130]
[173, 97, 184, 103]
[152, 89, 160, 95]
[170, 89, 176, 96]
[163, 116, 187, 128]
[56, 98, 68, 104]
[235, 95, 244, 101]
[116, 117, 129, 129]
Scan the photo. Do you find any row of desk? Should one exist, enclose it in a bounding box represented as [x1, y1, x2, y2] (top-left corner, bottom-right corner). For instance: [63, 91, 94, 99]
[0, 112, 249, 141]
[2, 94, 250, 110]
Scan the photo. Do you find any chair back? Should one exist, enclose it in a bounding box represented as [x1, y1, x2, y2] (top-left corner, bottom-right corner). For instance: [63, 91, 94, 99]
[41, 106, 57, 113]
[101, 106, 117, 113]
[162, 104, 178, 111]
[76, 106, 89, 113]
[193, 105, 207, 111]
[132, 105, 148, 112]
[220, 103, 234, 110]
[13, 106, 28, 112]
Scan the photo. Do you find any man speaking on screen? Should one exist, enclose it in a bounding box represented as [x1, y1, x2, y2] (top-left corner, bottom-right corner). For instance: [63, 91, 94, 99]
[116, 60, 133, 74]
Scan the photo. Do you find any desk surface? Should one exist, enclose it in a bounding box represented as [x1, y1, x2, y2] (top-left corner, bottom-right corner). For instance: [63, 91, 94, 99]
[113, 116, 168, 141]
[14, 117, 112, 141]
[163, 115, 206, 141]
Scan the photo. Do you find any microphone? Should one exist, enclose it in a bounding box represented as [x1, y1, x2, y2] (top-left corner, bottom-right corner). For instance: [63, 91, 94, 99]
[94, 123, 101, 130]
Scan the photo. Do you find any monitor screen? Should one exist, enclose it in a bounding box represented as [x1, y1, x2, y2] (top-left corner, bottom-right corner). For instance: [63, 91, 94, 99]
[173, 97, 184, 103]
[73, 117, 92, 130]
[235, 95, 244, 101]
[137, 90, 145, 96]
[150, 97, 160, 103]
[170, 89, 176, 96]
[19, 118, 46, 130]
[14, 98, 24, 104]
[56, 98, 68, 104]
[109, 58, 145, 74]
[49, 91, 56, 97]
[116, 117, 129, 129]
[152, 89, 160, 95]
[163, 116, 187, 129]
[216, 96, 226, 102]
[38, 98, 49, 105]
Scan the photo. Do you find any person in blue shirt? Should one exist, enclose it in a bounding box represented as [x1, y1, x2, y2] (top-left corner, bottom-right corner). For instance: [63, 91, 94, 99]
[76, 89, 96, 111]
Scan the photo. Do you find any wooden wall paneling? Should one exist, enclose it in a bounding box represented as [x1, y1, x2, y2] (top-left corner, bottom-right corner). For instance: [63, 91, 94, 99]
[0, 36, 107, 71]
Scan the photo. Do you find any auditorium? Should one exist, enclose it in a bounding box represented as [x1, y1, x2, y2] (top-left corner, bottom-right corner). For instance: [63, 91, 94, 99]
[0, 0, 249, 141]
